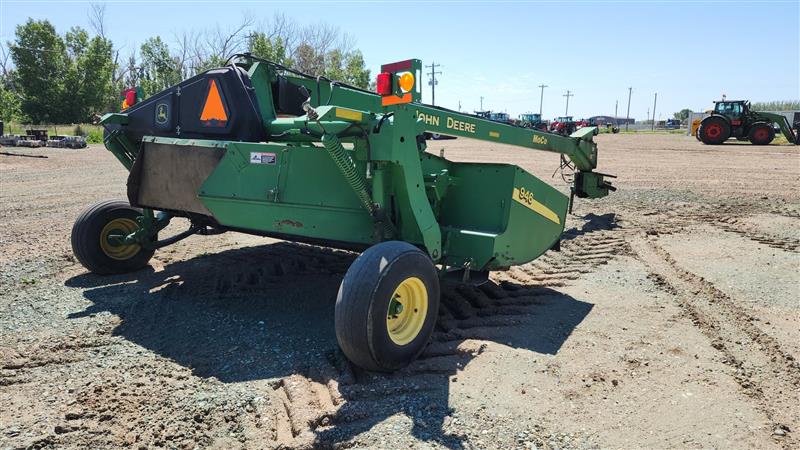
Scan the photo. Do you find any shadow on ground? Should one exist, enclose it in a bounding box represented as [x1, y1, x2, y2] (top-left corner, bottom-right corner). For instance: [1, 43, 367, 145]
[66, 239, 594, 448]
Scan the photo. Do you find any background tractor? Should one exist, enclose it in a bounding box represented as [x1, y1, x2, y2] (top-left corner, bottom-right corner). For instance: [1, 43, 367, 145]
[550, 116, 577, 136]
[475, 110, 511, 124]
[518, 113, 549, 131]
[697, 100, 798, 145]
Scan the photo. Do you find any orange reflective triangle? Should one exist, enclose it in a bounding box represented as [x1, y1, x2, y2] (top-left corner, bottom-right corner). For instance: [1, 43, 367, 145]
[200, 79, 228, 123]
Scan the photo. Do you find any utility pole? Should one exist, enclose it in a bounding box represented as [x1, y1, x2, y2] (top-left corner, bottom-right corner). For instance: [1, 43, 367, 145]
[480, 96, 484, 111]
[458, 100, 462, 111]
[538, 84, 548, 116]
[647, 108, 650, 122]
[425, 62, 442, 106]
[563, 90, 573, 116]
[652, 92, 658, 131]
[625, 87, 632, 131]
[615, 100, 618, 118]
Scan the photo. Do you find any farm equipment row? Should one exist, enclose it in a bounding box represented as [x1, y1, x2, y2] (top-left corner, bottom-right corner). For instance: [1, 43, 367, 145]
[0, 129, 87, 149]
[72, 55, 614, 372]
[475, 113, 607, 137]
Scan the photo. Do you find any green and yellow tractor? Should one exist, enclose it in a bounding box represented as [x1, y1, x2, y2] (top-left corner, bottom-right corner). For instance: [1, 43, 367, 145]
[697, 100, 798, 145]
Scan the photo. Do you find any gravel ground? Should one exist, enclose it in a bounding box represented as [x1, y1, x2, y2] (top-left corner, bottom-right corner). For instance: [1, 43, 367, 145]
[1, 134, 798, 449]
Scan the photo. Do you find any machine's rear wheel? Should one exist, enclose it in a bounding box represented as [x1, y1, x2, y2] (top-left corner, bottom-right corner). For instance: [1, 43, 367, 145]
[71, 200, 156, 274]
[335, 241, 440, 372]
[748, 123, 775, 145]
[698, 116, 730, 144]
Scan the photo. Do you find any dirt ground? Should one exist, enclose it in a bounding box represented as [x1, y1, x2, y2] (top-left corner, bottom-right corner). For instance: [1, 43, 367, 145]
[1, 134, 798, 449]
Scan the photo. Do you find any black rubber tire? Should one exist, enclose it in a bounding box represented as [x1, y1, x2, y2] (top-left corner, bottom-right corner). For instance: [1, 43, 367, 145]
[71, 200, 155, 275]
[747, 123, 775, 145]
[335, 241, 440, 372]
[698, 116, 730, 145]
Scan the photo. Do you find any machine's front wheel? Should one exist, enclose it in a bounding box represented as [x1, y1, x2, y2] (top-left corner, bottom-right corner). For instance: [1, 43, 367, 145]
[698, 116, 730, 144]
[71, 200, 156, 275]
[335, 241, 440, 372]
[748, 123, 775, 145]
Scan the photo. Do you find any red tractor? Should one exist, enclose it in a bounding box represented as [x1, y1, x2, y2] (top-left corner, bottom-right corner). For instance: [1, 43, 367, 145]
[574, 118, 591, 129]
[549, 116, 577, 136]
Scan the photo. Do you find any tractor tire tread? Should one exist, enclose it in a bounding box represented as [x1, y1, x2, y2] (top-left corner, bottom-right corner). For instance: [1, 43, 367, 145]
[335, 241, 439, 372]
[71, 200, 155, 275]
[748, 122, 775, 145]
[698, 116, 730, 145]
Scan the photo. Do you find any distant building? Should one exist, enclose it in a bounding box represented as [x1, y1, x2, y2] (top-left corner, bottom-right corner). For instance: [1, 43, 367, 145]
[588, 115, 635, 125]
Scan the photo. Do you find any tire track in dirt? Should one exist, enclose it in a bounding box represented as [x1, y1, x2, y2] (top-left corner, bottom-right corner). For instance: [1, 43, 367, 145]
[7, 218, 629, 448]
[0, 332, 120, 386]
[67, 363, 283, 449]
[270, 216, 627, 448]
[151, 242, 357, 301]
[630, 235, 799, 449]
[712, 216, 799, 253]
[627, 201, 799, 253]
[14, 221, 625, 448]
[494, 232, 627, 288]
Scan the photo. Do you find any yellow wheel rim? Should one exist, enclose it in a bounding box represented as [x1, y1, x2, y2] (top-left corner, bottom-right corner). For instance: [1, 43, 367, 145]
[386, 276, 428, 345]
[99, 218, 141, 260]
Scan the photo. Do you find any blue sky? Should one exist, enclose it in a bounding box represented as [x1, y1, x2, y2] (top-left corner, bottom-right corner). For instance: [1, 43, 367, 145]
[1, 0, 798, 119]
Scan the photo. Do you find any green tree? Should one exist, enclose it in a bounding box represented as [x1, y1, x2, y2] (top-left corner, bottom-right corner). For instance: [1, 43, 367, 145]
[65, 26, 89, 57]
[10, 19, 69, 123]
[324, 49, 346, 81]
[291, 46, 370, 89]
[342, 50, 369, 89]
[293, 43, 325, 76]
[248, 32, 291, 66]
[139, 36, 181, 97]
[751, 100, 800, 111]
[0, 77, 23, 122]
[62, 26, 114, 121]
[193, 54, 228, 74]
[10, 20, 115, 123]
[74, 35, 115, 119]
[673, 108, 692, 121]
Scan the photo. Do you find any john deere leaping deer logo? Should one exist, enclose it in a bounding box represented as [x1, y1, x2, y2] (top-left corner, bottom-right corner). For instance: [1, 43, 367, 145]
[155, 103, 169, 125]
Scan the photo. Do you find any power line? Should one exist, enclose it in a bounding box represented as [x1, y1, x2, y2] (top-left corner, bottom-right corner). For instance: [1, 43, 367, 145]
[625, 87, 633, 131]
[537, 84, 548, 116]
[652, 92, 658, 131]
[425, 62, 441, 106]
[563, 90, 573, 116]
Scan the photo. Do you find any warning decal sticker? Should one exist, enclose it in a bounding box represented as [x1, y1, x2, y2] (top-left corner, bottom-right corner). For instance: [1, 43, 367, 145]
[250, 152, 277, 165]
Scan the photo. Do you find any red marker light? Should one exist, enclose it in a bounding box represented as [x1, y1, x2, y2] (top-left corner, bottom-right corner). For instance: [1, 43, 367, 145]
[125, 89, 137, 107]
[376, 72, 392, 96]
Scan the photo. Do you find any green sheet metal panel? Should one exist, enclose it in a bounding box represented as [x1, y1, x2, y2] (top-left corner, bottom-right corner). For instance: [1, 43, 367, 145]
[494, 167, 568, 268]
[199, 141, 375, 244]
[438, 163, 514, 233]
[437, 162, 567, 270]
